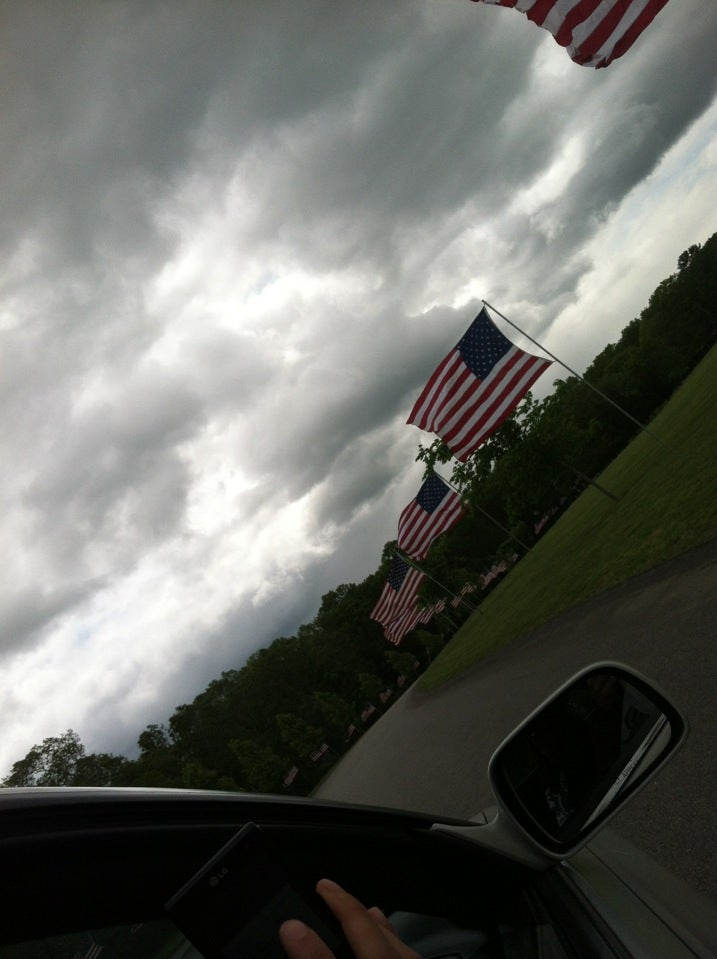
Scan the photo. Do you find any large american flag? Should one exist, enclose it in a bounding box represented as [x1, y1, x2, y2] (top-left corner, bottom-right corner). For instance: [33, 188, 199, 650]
[397, 473, 465, 561]
[471, 0, 669, 69]
[407, 307, 550, 462]
[370, 555, 425, 626]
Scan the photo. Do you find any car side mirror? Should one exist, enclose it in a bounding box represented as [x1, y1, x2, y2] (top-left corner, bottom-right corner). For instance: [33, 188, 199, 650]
[487, 662, 688, 857]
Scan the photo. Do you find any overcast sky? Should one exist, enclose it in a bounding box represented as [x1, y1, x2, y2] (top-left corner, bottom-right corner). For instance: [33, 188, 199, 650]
[2, 0, 717, 777]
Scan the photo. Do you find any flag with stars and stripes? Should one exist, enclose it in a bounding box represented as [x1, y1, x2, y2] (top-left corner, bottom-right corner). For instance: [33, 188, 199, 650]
[383, 604, 423, 645]
[469, 0, 669, 69]
[451, 581, 478, 608]
[384, 601, 437, 645]
[370, 555, 425, 626]
[397, 473, 465, 561]
[407, 307, 551, 462]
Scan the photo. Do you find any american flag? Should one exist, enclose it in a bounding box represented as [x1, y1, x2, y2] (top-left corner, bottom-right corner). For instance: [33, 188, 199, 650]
[450, 582, 479, 608]
[407, 308, 550, 462]
[482, 561, 509, 588]
[384, 601, 437, 643]
[72, 945, 102, 959]
[397, 473, 465, 561]
[384, 604, 424, 645]
[470, 0, 669, 68]
[418, 603, 436, 624]
[283, 765, 299, 786]
[370, 555, 425, 625]
[361, 703, 377, 722]
[309, 743, 329, 763]
[417, 598, 448, 624]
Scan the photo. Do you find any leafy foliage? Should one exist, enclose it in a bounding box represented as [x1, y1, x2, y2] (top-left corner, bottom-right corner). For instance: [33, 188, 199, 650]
[1, 730, 131, 787]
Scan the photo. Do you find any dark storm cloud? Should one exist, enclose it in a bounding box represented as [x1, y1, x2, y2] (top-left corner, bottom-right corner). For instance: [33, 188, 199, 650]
[217, 16, 552, 279]
[3, 0, 537, 292]
[225, 300, 480, 541]
[221, 3, 717, 312]
[0, 580, 103, 658]
[238, 302, 469, 499]
[22, 364, 200, 562]
[307, 424, 416, 531]
[533, 29, 717, 257]
[0, 1, 432, 270]
[5, 0, 713, 339]
[2, 285, 276, 626]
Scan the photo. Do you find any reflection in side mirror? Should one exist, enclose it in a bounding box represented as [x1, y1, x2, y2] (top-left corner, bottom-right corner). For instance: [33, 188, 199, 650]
[488, 663, 687, 855]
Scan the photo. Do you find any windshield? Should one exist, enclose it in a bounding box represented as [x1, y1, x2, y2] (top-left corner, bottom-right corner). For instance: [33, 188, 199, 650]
[2, 0, 716, 909]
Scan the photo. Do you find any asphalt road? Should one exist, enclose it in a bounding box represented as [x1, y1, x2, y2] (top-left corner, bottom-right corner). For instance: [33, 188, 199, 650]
[314, 537, 717, 904]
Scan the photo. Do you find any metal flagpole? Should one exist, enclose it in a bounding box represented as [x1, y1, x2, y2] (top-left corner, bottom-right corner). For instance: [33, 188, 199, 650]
[435, 471, 531, 553]
[559, 459, 620, 503]
[483, 300, 679, 456]
[394, 548, 481, 616]
[435, 605, 460, 631]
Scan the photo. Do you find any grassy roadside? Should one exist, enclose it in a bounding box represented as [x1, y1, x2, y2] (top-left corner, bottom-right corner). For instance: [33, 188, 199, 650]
[417, 343, 717, 692]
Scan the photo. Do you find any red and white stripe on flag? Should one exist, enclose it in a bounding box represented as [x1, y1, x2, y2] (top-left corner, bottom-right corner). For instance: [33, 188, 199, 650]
[385, 601, 437, 643]
[418, 604, 435, 624]
[384, 605, 424, 645]
[397, 474, 465, 561]
[472, 0, 669, 69]
[407, 308, 550, 462]
[370, 562, 425, 626]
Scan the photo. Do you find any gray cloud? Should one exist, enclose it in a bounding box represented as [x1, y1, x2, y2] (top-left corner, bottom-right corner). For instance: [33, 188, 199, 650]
[23, 363, 199, 557]
[235, 301, 472, 498]
[0, 580, 102, 658]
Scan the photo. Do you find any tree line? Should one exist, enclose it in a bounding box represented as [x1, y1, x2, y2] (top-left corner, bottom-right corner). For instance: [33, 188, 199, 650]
[3, 234, 716, 794]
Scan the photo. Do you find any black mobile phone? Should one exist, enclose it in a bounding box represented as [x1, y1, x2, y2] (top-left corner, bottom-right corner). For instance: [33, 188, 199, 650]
[165, 821, 351, 959]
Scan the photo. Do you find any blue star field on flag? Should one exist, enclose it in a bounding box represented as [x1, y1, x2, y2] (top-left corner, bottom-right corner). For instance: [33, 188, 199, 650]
[457, 311, 513, 379]
[415, 473, 452, 514]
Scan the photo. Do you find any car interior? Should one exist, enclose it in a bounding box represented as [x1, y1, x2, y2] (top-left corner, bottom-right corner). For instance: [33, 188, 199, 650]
[0, 790, 592, 959]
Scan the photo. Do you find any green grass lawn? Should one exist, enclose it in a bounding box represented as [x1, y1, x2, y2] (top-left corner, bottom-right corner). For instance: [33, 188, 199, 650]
[417, 343, 717, 691]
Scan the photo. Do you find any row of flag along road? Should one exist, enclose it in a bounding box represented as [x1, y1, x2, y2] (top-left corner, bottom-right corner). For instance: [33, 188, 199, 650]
[370, 307, 552, 645]
[368, 0, 672, 644]
[282, 2, 668, 786]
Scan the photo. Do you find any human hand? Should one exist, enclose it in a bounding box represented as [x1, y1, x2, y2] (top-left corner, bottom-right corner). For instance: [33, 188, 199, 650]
[279, 878, 422, 959]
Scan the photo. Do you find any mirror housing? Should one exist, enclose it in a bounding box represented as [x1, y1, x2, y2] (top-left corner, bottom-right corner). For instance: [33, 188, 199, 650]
[487, 662, 688, 857]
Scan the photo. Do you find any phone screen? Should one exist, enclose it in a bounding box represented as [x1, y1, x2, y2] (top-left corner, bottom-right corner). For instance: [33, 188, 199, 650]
[165, 822, 349, 959]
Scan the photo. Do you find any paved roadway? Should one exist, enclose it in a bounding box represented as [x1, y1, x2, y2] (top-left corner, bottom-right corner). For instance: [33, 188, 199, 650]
[314, 538, 717, 904]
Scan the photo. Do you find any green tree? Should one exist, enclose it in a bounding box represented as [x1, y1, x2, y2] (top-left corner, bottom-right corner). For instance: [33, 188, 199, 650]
[138, 723, 172, 755]
[276, 714, 323, 760]
[129, 722, 183, 787]
[384, 650, 417, 678]
[357, 673, 384, 704]
[228, 739, 288, 793]
[413, 629, 446, 663]
[678, 244, 701, 272]
[74, 752, 132, 786]
[180, 761, 238, 791]
[311, 692, 354, 742]
[1, 730, 86, 787]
